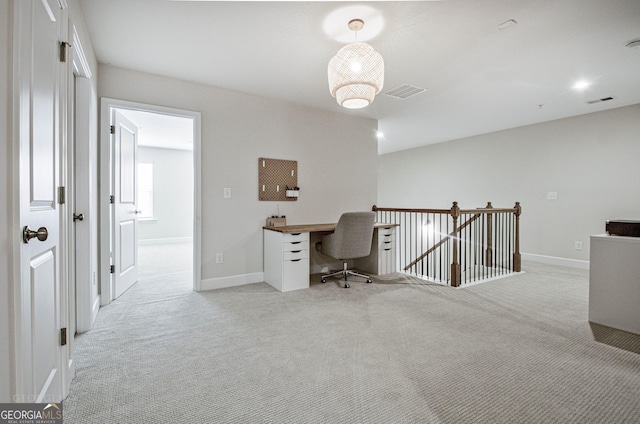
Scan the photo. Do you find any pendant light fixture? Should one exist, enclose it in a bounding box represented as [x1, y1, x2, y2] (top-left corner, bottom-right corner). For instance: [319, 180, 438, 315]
[328, 19, 384, 109]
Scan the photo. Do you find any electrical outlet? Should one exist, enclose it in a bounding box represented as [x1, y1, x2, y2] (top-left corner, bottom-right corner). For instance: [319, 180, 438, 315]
[547, 192, 558, 200]
[216, 253, 223, 263]
[223, 188, 232, 199]
[574, 241, 583, 250]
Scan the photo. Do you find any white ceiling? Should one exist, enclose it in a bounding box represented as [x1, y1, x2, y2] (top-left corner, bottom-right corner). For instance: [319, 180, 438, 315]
[118, 109, 194, 151]
[80, 0, 640, 154]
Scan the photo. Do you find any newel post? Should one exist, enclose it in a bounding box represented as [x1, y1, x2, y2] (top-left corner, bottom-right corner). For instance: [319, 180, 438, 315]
[450, 201, 461, 287]
[513, 202, 522, 272]
[485, 201, 493, 268]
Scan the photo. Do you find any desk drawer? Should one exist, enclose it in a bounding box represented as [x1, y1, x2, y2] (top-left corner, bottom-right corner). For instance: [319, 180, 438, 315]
[378, 246, 396, 274]
[379, 237, 395, 249]
[283, 240, 307, 252]
[378, 227, 396, 237]
[282, 257, 309, 292]
[283, 249, 308, 261]
[283, 232, 309, 243]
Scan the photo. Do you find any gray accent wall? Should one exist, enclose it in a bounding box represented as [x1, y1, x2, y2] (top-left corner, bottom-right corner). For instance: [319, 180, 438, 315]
[378, 104, 640, 263]
[98, 64, 378, 282]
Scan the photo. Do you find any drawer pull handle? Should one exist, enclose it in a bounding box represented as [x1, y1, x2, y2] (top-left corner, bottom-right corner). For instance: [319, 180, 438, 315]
[291, 250, 301, 253]
[384, 248, 392, 251]
[291, 259, 301, 262]
[291, 241, 301, 245]
[384, 241, 391, 244]
[291, 233, 301, 236]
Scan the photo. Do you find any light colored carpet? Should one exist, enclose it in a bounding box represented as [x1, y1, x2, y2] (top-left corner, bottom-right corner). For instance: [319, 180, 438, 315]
[64, 263, 640, 423]
[137, 241, 192, 281]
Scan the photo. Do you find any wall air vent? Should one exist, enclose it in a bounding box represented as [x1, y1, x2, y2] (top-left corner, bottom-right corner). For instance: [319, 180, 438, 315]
[586, 96, 615, 104]
[383, 84, 426, 99]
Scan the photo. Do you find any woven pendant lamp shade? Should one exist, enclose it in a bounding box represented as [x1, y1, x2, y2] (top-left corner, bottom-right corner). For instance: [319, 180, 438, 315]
[327, 20, 384, 109]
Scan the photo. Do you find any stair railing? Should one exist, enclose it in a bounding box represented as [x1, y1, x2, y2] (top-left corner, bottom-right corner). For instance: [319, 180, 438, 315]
[373, 202, 521, 287]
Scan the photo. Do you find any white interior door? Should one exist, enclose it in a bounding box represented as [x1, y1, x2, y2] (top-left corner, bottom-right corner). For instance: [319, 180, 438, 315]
[113, 110, 139, 298]
[17, 0, 64, 403]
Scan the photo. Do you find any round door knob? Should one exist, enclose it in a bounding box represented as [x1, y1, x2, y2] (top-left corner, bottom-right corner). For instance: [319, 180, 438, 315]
[23, 226, 48, 243]
[73, 213, 84, 222]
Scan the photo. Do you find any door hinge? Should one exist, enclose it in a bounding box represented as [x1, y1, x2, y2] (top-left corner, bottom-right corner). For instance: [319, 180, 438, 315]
[60, 328, 67, 346]
[110, 265, 115, 274]
[110, 125, 115, 134]
[59, 41, 71, 62]
[109, 195, 115, 204]
[58, 187, 65, 205]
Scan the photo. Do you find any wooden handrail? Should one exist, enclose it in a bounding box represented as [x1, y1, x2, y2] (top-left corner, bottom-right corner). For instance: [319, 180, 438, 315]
[374, 205, 517, 215]
[372, 205, 451, 214]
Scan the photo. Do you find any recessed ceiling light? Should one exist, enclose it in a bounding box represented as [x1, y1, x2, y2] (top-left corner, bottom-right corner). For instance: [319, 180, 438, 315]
[572, 80, 591, 91]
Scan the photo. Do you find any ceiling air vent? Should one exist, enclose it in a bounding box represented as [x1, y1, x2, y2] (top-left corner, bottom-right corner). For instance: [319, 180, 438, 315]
[586, 96, 615, 105]
[383, 84, 426, 100]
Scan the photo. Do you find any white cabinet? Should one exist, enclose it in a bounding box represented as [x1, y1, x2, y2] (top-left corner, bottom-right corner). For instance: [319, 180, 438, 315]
[264, 230, 309, 292]
[355, 226, 396, 275]
[589, 234, 640, 335]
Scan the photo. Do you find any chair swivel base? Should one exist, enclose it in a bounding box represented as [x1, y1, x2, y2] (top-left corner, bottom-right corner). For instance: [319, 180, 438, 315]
[321, 262, 372, 288]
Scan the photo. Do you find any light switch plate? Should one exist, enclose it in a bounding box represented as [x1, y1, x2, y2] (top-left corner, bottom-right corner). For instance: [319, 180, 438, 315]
[224, 188, 231, 199]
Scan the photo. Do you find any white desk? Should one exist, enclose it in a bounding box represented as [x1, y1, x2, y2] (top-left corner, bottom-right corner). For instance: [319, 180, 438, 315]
[263, 223, 398, 292]
[589, 234, 640, 335]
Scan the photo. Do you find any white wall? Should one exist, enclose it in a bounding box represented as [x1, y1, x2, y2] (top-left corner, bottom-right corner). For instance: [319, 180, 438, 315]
[138, 146, 193, 242]
[378, 104, 640, 263]
[1, 0, 13, 403]
[98, 64, 378, 284]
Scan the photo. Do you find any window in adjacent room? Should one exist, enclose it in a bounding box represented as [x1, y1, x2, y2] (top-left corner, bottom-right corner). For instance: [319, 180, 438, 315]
[137, 162, 154, 219]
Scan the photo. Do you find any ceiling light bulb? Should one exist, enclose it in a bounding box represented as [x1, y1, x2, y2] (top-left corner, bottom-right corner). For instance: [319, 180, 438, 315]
[350, 61, 362, 73]
[572, 80, 591, 91]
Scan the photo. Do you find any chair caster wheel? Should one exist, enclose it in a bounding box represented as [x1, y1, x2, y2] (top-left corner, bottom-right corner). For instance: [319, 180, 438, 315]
[344, 283, 350, 288]
[321, 278, 326, 284]
[366, 279, 372, 284]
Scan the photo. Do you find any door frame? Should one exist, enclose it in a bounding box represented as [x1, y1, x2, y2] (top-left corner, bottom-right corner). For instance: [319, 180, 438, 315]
[68, 23, 97, 334]
[99, 98, 202, 304]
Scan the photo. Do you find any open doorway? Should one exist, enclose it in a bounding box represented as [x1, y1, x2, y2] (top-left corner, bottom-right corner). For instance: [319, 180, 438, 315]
[118, 109, 194, 283]
[99, 98, 202, 305]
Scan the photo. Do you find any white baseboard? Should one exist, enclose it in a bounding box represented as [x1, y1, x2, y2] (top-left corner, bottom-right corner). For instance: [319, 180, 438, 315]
[138, 237, 193, 246]
[522, 252, 589, 270]
[200, 272, 264, 291]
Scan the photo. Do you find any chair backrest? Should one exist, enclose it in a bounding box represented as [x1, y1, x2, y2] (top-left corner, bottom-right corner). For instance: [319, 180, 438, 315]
[330, 211, 376, 259]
